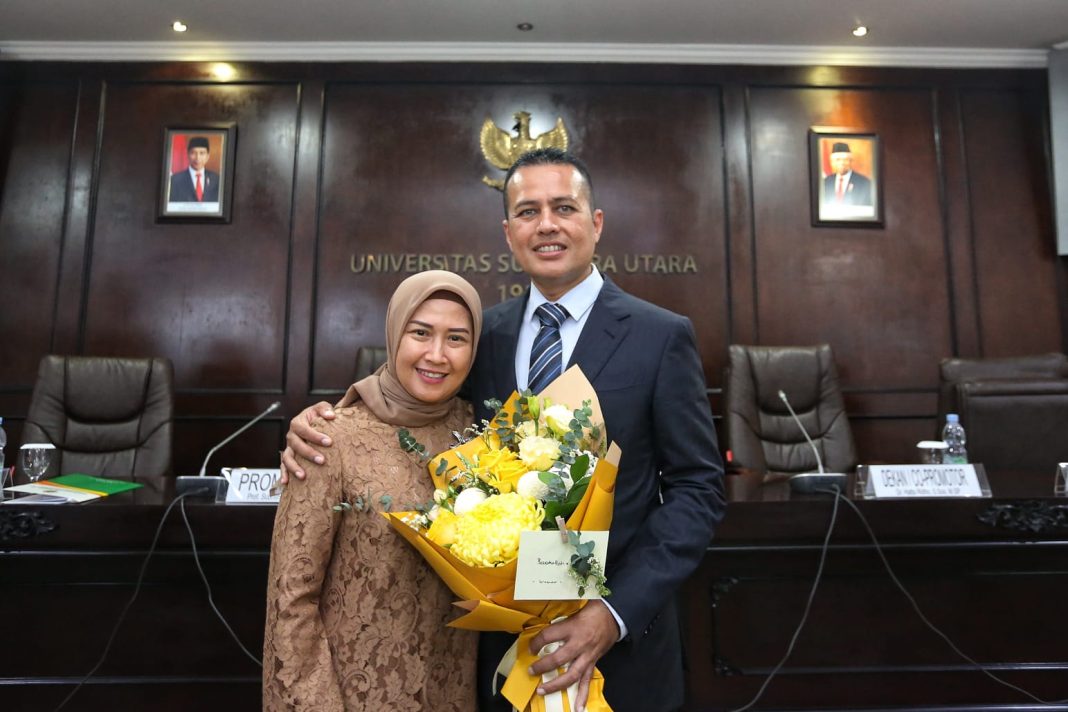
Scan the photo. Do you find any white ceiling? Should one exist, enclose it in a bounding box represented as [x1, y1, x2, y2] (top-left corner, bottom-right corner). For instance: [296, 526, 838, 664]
[2, 0, 1067, 66]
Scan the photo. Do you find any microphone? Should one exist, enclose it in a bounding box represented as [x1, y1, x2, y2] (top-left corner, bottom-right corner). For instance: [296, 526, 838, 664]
[777, 390, 847, 493]
[175, 401, 281, 498]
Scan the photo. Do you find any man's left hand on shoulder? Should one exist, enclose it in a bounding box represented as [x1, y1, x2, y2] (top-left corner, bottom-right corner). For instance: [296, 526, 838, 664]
[528, 599, 619, 711]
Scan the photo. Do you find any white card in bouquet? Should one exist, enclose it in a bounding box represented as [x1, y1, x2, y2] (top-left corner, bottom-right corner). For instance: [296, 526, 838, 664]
[514, 530, 610, 600]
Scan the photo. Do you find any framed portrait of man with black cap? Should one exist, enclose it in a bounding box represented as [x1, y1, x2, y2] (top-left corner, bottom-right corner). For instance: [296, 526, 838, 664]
[809, 128, 882, 227]
[158, 124, 236, 221]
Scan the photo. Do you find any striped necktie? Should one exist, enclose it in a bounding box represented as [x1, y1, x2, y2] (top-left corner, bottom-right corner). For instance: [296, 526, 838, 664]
[528, 302, 569, 394]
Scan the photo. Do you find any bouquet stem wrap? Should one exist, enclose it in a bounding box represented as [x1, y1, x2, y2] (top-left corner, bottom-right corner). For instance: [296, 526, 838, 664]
[494, 618, 612, 712]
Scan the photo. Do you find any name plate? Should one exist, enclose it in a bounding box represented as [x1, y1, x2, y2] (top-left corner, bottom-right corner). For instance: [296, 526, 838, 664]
[868, 464, 983, 498]
[514, 530, 609, 601]
[221, 468, 281, 504]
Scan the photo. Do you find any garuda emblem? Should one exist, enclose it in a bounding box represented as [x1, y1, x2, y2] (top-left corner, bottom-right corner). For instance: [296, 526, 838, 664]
[480, 111, 569, 191]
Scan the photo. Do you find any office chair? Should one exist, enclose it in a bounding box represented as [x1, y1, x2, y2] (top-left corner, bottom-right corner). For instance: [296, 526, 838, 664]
[20, 355, 174, 487]
[353, 346, 388, 381]
[725, 344, 858, 475]
[938, 353, 1068, 472]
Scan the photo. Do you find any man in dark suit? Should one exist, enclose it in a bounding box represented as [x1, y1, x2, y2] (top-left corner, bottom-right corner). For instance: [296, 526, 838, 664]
[474, 148, 725, 712]
[281, 149, 725, 712]
[822, 141, 872, 206]
[168, 136, 220, 203]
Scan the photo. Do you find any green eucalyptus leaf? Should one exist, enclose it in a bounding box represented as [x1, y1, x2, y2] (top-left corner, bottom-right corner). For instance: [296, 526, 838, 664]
[537, 471, 567, 500]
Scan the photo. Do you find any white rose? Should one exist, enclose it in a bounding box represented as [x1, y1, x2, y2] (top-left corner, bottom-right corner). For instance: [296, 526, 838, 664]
[453, 487, 488, 516]
[518, 435, 560, 471]
[515, 420, 538, 440]
[516, 471, 550, 500]
[432, 488, 448, 504]
[543, 404, 574, 437]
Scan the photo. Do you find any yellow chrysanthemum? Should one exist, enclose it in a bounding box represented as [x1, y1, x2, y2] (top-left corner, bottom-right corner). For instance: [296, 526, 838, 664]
[473, 448, 528, 493]
[518, 435, 560, 471]
[450, 492, 545, 567]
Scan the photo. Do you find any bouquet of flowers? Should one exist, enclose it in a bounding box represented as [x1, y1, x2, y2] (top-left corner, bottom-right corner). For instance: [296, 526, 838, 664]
[384, 366, 619, 712]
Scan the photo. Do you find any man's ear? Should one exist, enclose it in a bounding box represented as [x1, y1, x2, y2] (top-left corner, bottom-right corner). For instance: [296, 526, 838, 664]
[503, 218, 514, 253]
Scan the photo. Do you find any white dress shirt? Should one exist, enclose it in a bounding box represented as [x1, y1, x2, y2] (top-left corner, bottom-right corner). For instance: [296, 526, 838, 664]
[513, 268, 604, 391]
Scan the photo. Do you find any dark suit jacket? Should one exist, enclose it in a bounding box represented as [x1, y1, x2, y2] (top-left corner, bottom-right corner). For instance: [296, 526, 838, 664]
[169, 169, 221, 203]
[823, 171, 872, 206]
[471, 276, 726, 712]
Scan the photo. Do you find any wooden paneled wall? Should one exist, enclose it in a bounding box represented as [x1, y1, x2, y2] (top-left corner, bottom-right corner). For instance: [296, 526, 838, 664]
[0, 62, 1062, 474]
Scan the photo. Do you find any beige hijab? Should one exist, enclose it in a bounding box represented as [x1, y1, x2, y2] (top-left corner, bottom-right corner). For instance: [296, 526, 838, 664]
[337, 271, 482, 426]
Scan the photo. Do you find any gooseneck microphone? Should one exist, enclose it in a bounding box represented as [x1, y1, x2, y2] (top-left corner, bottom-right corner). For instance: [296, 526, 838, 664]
[777, 390, 847, 493]
[175, 401, 281, 498]
[778, 390, 825, 474]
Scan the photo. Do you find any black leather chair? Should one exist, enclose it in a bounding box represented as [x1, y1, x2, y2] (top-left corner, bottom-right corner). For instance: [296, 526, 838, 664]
[20, 355, 174, 488]
[725, 344, 858, 475]
[938, 352, 1068, 422]
[938, 353, 1068, 472]
[353, 346, 388, 381]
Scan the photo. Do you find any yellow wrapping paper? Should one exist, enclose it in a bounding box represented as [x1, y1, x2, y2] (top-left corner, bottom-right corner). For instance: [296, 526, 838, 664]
[383, 366, 619, 712]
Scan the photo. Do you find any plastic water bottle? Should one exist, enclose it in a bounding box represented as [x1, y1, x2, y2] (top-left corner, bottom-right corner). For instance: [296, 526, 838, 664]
[942, 413, 968, 464]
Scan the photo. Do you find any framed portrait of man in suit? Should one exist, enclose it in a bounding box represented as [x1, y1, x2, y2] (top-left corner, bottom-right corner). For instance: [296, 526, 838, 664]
[158, 124, 236, 222]
[809, 128, 883, 227]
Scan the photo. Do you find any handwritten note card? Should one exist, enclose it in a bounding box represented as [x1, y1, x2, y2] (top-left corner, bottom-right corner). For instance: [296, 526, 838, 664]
[514, 530, 610, 601]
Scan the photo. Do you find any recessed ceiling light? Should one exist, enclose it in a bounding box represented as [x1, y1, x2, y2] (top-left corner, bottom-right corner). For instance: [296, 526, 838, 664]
[517, 22, 534, 32]
[173, 20, 188, 33]
[852, 25, 868, 38]
[211, 63, 236, 80]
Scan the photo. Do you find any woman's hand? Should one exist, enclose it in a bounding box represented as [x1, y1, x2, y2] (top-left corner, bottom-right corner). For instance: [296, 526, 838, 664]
[279, 402, 336, 484]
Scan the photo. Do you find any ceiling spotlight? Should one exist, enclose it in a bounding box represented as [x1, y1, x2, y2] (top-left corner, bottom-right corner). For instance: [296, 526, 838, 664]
[173, 20, 188, 33]
[517, 22, 534, 32]
[211, 63, 236, 80]
[852, 25, 868, 38]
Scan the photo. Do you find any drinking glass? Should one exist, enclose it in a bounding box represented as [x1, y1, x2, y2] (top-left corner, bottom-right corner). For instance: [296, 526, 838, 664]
[916, 440, 947, 465]
[19, 443, 56, 482]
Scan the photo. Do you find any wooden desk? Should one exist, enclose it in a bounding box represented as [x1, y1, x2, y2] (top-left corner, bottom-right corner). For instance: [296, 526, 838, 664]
[681, 470, 1068, 711]
[3, 472, 1068, 711]
[1, 489, 275, 711]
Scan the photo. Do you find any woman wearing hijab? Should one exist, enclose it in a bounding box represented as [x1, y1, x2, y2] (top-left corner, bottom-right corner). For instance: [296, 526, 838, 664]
[263, 271, 482, 711]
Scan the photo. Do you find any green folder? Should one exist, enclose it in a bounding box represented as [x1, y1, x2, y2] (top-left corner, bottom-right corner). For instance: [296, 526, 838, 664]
[48, 474, 143, 496]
